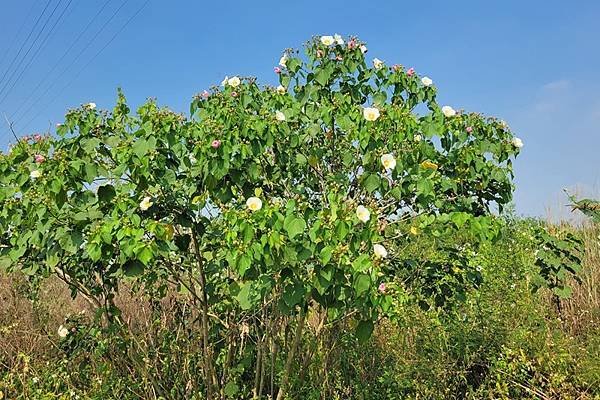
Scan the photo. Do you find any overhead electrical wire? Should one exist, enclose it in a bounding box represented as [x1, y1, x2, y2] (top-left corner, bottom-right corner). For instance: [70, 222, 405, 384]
[0, 0, 76, 107]
[17, 0, 150, 134]
[8, 0, 113, 121]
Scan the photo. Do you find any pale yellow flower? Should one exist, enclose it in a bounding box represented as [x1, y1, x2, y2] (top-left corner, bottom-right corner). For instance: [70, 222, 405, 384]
[373, 58, 384, 70]
[373, 244, 388, 258]
[356, 205, 371, 223]
[58, 325, 69, 338]
[275, 111, 286, 121]
[227, 76, 241, 87]
[276, 85, 286, 94]
[30, 170, 41, 179]
[512, 137, 523, 148]
[380, 154, 396, 170]
[246, 196, 262, 211]
[441, 105, 456, 117]
[139, 196, 153, 211]
[320, 35, 335, 46]
[363, 107, 380, 121]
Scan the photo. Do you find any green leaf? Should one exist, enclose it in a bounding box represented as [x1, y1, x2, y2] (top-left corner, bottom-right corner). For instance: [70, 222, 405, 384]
[363, 173, 380, 193]
[320, 246, 333, 264]
[236, 282, 252, 310]
[284, 216, 306, 239]
[283, 281, 305, 307]
[355, 320, 374, 343]
[354, 274, 371, 297]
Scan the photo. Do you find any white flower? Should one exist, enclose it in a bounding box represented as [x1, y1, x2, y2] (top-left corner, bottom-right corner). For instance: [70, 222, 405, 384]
[512, 137, 523, 148]
[441, 105, 456, 117]
[373, 244, 388, 258]
[356, 205, 371, 223]
[360, 44, 368, 53]
[363, 107, 380, 122]
[246, 196, 262, 211]
[279, 53, 288, 67]
[334, 34, 344, 45]
[276, 85, 286, 95]
[275, 111, 286, 121]
[414, 134, 422, 142]
[221, 76, 229, 86]
[380, 153, 396, 170]
[421, 76, 433, 86]
[320, 35, 335, 46]
[227, 76, 241, 87]
[57, 325, 69, 338]
[500, 120, 508, 129]
[30, 170, 41, 179]
[139, 196, 153, 211]
[373, 58, 384, 70]
[85, 102, 96, 109]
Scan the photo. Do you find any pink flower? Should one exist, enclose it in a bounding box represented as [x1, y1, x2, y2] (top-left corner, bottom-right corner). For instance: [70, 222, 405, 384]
[407, 68, 415, 76]
[201, 90, 210, 98]
[211, 140, 221, 149]
[34, 154, 45, 164]
[466, 126, 473, 133]
[33, 134, 42, 142]
[378, 283, 386, 293]
[231, 91, 238, 97]
[347, 39, 356, 50]
[274, 66, 281, 74]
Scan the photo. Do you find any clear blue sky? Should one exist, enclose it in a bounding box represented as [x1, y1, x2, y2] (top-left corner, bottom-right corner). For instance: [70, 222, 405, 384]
[1, 0, 599, 218]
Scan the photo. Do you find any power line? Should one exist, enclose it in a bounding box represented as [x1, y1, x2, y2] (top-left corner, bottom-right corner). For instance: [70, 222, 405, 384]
[12, 0, 131, 127]
[0, 0, 76, 107]
[0, 0, 62, 101]
[0, 1, 38, 71]
[0, 0, 53, 90]
[17, 0, 150, 134]
[8, 0, 113, 121]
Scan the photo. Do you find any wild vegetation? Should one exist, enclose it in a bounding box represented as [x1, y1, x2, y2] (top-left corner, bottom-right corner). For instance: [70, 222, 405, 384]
[1, 35, 598, 399]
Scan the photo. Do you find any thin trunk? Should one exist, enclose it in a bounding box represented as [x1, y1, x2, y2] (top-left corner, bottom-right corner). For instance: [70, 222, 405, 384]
[276, 309, 306, 400]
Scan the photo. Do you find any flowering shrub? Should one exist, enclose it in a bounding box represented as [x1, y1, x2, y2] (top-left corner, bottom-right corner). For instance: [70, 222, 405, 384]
[0, 35, 522, 398]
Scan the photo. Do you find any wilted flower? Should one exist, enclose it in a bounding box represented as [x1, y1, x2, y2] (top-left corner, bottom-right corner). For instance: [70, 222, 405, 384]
[410, 226, 419, 235]
[373, 244, 388, 258]
[363, 107, 380, 122]
[58, 325, 69, 338]
[421, 76, 433, 86]
[246, 196, 262, 211]
[275, 111, 286, 121]
[30, 170, 41, 179]
[512, 137, 524, 148]
[279, 53, 288, 67]
[441, 105, 456, 117]
[276, 85, 286, 94]
[320, 35, 335, 46]
[139, 196, 153, 211]
[380, 154, 396, 170]
[334, 34, 344, 45]
[34, 154, 45, 163]
[227, 76, 241, 87]
[356, 205, 371, 223]
[373, 58, 384, 70]
[420, 160, 438, 170]
[211, 139, 221, 149]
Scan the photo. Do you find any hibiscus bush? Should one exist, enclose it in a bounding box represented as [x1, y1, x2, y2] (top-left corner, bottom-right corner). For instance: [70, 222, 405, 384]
[0, 34, 523, 398]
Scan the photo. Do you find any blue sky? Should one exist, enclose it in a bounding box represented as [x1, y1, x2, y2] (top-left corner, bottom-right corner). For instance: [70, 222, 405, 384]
[0, 0, 598, 218]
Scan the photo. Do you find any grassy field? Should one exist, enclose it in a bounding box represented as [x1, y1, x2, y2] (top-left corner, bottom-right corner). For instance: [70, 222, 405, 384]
[1, 218, 599, 399]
